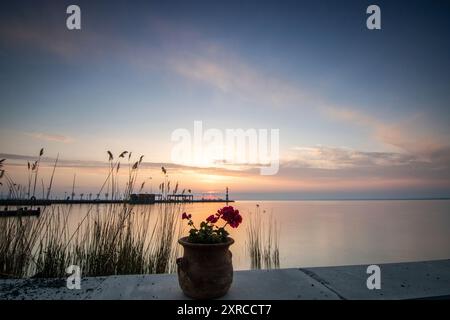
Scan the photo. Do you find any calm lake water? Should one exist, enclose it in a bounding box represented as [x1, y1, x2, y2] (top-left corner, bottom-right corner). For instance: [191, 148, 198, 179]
[58, 200, 450, 271]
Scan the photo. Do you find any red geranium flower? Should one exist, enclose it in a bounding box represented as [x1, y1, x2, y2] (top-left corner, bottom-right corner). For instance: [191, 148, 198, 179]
[206, 214, 219, 223]
[182, 205, 243, 243]
[218, 206, 242, 228]
[182, 212, 192, 220]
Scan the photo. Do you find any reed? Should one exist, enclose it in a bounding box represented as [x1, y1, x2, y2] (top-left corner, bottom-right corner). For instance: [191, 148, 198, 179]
[33, 205, 71, 278]
[246, 205, 280, 270]
[0, 216, 31, 277]
[149, 203, 182, 273]
[0, 212, 52, 278]
[0, 149, 184, 278]
[30, 202, 181, 277]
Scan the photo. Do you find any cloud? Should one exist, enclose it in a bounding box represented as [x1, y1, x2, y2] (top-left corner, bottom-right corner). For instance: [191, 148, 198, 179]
[286, 146, 418, 170]
[0, 22, 82, 60]
[0, 16, 149, 64]
[0, 152, 254, 177]
[1, 13, 310, 110]
[277, 145, 450, 189]
[3, 13, 448, 175]
[169, 52, 307, 109]
[324, 107, 450, 160]
[24, 132, 73, 143]
[2, 147, 449, 197]
[165, 35, 450, 158]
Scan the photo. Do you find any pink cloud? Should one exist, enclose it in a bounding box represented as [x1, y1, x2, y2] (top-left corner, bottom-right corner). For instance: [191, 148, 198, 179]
[25, 132, 73, 143]
[324, 107, 449, 159]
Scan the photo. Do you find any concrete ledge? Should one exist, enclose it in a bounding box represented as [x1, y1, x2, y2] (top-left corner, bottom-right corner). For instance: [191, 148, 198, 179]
[300, 259, 450, 300]
[1, 259, 449, 300]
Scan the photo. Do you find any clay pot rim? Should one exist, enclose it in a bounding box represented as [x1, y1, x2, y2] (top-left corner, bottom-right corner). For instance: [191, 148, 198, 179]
[178, 236, 234, 247]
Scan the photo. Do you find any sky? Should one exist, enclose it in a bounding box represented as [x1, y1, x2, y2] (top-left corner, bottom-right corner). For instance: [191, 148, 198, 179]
[0, 0, 449, 199]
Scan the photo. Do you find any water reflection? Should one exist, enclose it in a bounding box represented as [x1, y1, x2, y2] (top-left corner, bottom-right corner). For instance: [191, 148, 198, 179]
[22, 200, 450, 272]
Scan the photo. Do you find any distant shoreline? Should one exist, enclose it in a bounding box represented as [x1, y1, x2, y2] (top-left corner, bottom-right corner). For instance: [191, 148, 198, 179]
[232, 197, 450, 202]
[0, 198, 449, 206]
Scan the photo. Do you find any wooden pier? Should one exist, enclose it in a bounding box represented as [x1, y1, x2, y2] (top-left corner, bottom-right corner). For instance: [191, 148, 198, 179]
[0, 207, 41, 217]
[0, 198, 234, 207]
[0, 188, 234, 207]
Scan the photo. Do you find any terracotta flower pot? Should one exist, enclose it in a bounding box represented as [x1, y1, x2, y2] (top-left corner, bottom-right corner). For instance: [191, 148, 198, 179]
[177, 236, 234, 299]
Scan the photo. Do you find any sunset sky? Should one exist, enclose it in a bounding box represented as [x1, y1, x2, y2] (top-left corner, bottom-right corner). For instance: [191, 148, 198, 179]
[1, 0, 449, 199]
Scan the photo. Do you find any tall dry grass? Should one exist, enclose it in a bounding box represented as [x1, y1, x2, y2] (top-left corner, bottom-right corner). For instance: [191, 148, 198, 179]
[67, 203, 181, 277]
[246, 205, 280, 270]
[0, 149, 184, 278]
[22, 202, 182, 278]
[1, 149, 56, 278]
[33, 205, 71, 278]
[0, 215, 45, 278]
